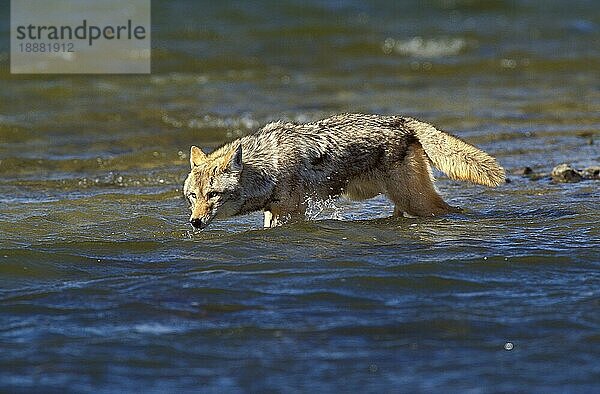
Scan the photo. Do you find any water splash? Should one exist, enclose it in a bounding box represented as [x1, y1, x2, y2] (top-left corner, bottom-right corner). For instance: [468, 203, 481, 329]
[304, 195, 344, 221]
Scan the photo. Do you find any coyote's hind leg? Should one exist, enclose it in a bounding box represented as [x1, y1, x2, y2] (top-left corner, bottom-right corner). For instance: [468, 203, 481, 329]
[386, 143, 457, 217]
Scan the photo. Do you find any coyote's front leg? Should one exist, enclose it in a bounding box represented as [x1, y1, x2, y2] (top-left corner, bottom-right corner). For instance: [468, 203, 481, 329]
[263, 211, 278, 228]
[263, 203, 307, 228]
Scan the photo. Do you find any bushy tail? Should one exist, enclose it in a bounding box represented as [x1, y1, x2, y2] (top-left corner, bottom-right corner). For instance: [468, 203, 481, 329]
[405, 118, 505, 187]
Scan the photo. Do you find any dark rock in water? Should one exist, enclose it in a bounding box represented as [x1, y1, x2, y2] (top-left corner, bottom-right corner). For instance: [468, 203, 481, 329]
[582, 166, 600, 180]
[508, 166, 538, 181]
[551, 164, 583, 183]
[513, 166, 533, 175]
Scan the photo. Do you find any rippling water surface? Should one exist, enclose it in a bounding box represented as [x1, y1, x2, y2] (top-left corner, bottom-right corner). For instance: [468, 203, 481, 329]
[0, 1, 599, 392]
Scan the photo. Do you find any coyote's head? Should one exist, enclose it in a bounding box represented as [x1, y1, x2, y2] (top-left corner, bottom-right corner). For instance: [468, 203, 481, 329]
[183, 144, 243, 229]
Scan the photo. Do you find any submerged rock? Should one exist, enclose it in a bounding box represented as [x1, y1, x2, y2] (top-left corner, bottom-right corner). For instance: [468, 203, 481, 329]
[512, 166, 533, 175]
[508, 166, 548, 181]
[582, 166, 600, 180]
[551, 164, 583, 183]
[509, 164, 599, 183]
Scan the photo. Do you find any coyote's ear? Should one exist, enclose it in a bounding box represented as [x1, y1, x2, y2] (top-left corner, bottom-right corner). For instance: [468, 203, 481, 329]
[190, 146, 206, 168]
[222, 144, 242, 173]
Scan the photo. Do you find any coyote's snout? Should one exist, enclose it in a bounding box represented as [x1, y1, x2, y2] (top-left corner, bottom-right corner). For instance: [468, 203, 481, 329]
[183, 113, 505, 229]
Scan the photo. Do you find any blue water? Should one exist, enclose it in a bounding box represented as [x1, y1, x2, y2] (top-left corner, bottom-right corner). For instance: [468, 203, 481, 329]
[1, 0, 599, 392]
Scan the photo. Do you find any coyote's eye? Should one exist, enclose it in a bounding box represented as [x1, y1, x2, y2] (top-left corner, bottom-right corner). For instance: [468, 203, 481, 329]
[206, 191, 219, 199]
[187, 193, 197, 205]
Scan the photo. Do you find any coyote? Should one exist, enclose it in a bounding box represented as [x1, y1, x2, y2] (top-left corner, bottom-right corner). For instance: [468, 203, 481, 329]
[183, 113, 504, 229]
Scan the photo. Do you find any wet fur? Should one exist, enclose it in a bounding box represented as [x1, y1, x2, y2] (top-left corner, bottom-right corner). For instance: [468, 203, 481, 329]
[183, 113, 505, 229]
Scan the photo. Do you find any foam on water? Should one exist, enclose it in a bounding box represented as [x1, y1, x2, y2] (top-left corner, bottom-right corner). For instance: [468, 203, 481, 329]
[383, 37, 468, 57]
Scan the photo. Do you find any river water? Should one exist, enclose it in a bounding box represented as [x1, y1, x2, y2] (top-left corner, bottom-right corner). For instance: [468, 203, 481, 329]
[0, 1, 599, 392]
